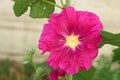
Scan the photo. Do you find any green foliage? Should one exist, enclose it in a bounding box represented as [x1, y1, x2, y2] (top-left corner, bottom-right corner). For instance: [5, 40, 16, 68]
[112, 48, 120, 62]
[37, 61, 52, 73]
[0, 59, 10, 79]
[73, 66, 96, 80]
[13, 0, 56, 18]
[0, 59, 51, 80]
[23, 63, 35, 78]
[93, 55, 120, 80]
[35, 62, 52, 80]
[1, 55, 120, 80]
[23, 47, 52, 80]
[93, 55, 113, 80]
[113, 68, 120, 80]
[0, 59, 26, 80]
[99, 30, 120, 48]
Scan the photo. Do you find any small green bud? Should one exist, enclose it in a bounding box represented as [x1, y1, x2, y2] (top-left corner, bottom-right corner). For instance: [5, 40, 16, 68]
[36, 67, 43, 76]
[24, 52, 32, 62]
[26, 46, 36, 55]
[24, 46, 36, 62]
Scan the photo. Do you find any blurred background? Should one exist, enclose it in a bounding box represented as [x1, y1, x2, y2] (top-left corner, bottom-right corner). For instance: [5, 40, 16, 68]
[0, 0, 120, 80]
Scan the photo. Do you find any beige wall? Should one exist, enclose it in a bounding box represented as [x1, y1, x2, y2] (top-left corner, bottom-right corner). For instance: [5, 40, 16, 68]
[0, 0, 120, 61]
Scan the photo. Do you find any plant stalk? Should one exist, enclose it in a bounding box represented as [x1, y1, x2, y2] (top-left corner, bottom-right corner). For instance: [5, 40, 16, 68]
[60, 0, 64, 7]
[43, 0, 63, 9]
[68, 74, 73, 80]
[65, 0, 71, 6]
[31, 61, 37, 70]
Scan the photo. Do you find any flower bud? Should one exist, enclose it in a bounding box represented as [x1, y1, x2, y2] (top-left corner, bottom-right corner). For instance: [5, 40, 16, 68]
[36, 67, 43, 76]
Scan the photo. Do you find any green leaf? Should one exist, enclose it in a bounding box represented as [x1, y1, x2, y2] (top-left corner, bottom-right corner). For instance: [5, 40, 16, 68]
[112, 48, 120, 62]
[13, 0, 55, 18]
[99, 30, 120, 48]
[73, 66, 96, 80]
[13, 0, 35, 17]
[30, 0, 55, 18]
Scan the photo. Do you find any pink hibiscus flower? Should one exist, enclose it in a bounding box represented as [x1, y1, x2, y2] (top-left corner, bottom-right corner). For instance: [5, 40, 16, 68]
[38, 6, 103, 75]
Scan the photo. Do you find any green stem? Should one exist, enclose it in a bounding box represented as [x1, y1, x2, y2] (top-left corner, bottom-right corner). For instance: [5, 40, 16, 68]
[60, 0, 64, 7]
[67, 74, 73, 80]
[31, 61, 37, 70]
[43, 0, 63, 9]
[66, 0, 71, 6]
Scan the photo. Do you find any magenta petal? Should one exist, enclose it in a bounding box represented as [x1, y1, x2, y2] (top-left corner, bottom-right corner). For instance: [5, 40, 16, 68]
[47, 48, 79, 74]
[47, 52, 61, 69]
[47, 69, 66, 80]
[77, 11, 103, 36]
[59, 60, 79, 75]
[61, 6, 77, 27]
[49, 13, 69, 36]
[38, 23, 66, 53]
[75, 52, 92, 70]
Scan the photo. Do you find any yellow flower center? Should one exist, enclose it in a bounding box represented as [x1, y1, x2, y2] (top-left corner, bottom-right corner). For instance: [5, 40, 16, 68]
[65, 34, 80, 49]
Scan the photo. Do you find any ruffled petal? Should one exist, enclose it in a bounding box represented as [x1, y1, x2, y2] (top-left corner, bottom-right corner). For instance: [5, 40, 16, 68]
[47, 46, 70, 69]
[59, 57, 79, 74]
[38, 24, 65, 53]
[76, 45, 98, 59]
[61, 6, 78, 27]
[77, 11, 103, 36]
[49, 13, 69, 36]
[74, 50, 92, 70]
[47, 48, 79, 74]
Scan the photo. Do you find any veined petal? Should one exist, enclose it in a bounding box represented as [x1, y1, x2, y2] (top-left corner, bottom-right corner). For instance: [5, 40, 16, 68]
[74, 50, 92, 70]
[77, 11, 103, 36]
[61, 6, 78, 26]
[38, 24, 65, 53]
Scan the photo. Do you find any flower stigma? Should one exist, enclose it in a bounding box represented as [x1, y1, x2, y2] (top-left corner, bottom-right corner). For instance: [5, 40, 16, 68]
[65, 34, 80, 49]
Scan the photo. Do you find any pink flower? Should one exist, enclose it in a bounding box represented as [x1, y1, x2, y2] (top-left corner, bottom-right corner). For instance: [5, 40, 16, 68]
[46, 69, 66, 80]
[38, 6, 103, 75]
